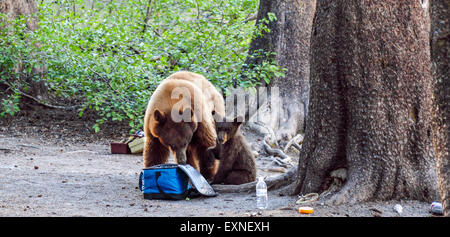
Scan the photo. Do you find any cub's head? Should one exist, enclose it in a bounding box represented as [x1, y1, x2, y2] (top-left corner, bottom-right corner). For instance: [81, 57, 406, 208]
[212, 111, 243, 145]
[152, 108, 197, 164]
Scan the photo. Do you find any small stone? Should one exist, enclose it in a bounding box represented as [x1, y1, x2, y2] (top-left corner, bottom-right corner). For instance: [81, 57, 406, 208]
[34, 166, 39, 170]
[394, 204, 403, 215]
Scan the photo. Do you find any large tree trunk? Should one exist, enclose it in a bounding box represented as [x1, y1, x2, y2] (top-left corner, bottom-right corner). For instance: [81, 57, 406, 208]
[293, 0, 439, 204]
[244, 0, 316, 142]
[430, 0, 449, 217]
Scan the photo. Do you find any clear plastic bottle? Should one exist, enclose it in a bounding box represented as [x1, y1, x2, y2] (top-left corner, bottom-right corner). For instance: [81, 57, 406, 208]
[256, 177, 268, 209]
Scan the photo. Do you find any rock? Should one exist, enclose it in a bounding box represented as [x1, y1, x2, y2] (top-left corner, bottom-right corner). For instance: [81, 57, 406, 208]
[394, 204, 403, 215]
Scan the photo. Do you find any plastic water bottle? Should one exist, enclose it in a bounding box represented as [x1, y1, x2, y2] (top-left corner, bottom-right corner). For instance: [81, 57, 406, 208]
[256, 177, 268, 210]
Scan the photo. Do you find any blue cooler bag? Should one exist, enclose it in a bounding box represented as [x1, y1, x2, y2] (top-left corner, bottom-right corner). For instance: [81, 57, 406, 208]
[139, 164, 216, 200]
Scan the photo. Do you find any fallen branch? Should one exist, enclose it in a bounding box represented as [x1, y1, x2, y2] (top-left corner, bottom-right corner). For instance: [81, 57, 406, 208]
[17, 144, 41, 150]
[17, 90, 79, 111]
[212, 167, 297, 193]
[64, 150, 97, 154]
[264, 167, 287, 173]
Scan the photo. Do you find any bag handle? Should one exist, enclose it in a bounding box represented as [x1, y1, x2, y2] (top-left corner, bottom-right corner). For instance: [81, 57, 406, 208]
[155, 171, 174, 200]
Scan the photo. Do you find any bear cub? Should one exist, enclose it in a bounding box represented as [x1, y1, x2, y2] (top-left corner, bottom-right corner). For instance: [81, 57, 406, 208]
[207, 114, 257, 185]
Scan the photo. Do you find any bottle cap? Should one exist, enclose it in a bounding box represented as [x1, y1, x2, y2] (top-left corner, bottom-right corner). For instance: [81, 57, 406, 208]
[298, 207, 314, 214]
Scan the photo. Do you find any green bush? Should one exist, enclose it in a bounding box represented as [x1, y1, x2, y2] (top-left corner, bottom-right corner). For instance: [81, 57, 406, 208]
[0, 14, 38, 117]
[1, 0, 285, 133]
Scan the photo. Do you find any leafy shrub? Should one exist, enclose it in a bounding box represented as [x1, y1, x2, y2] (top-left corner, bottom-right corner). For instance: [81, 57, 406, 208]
[0, 14, 38, 117]
[1, 0, 285, 133]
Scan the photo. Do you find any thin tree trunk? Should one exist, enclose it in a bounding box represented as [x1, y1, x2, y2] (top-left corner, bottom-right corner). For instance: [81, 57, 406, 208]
[244, 0, 316, 141]
[0, 0, 46, 98]
[142, 0, 152, 33]
[430, 0, 449, 217]
[0, 0, 38, 30]
[293, 0, 438, 204]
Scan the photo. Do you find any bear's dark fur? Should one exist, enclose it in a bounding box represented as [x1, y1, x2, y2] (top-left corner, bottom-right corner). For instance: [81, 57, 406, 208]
[208, 115, 257, 185]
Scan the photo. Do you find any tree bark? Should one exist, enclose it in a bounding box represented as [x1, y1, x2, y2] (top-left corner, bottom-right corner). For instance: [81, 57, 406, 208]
[0, 0, 38, 30]
[0, 0, 46, 98]
[293, 0, 439, 204]
[244, 0, 316, 141]
[430, 0, 449, 217]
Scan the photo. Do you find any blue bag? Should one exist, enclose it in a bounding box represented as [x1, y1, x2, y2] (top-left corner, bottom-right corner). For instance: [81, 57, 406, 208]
[139, 164, 216, 200]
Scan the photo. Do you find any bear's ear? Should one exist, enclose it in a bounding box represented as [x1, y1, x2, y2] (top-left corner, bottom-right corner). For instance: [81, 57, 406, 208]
[154, 109, 166, 123]
[181, 107, 193, 122]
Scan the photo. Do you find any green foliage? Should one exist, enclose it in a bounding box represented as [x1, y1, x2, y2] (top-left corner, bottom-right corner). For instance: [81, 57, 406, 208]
[1, 0, 285, 133]
[0, 14, 37, 117]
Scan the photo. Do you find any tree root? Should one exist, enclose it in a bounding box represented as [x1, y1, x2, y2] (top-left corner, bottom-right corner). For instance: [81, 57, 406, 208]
[247, 121, 278, 146]
[283, 134, 303, 153]
[296, 193, 319, 205]
[262, 135, 290, 160]
[212, 167, 297, 194]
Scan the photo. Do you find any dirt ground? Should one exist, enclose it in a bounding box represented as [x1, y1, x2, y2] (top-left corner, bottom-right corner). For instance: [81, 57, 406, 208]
[0, 107, 441, 217]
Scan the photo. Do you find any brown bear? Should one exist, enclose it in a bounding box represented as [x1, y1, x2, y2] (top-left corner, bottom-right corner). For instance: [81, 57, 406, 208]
[207, 114, 257, 185]
[143, 71, 225, 180]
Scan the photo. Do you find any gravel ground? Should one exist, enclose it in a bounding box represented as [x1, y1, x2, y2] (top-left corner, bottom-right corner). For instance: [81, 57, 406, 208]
[0, 108, 441, 217]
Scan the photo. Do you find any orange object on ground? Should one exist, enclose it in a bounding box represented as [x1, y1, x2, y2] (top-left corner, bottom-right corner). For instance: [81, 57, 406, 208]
[298, 207, 314, 214]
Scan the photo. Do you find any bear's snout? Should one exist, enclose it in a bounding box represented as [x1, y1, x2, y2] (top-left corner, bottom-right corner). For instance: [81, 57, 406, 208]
[173, 146, 187, 164]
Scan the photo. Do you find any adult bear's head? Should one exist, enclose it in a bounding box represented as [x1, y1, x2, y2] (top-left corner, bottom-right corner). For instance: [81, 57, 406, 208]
[152, 108, 197, 164]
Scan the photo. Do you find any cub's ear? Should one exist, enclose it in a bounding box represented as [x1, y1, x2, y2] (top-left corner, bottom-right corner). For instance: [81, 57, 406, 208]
[211, 110, 223, 122]
[154, 109, 166, 123]
[233, 116, 244, 126]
